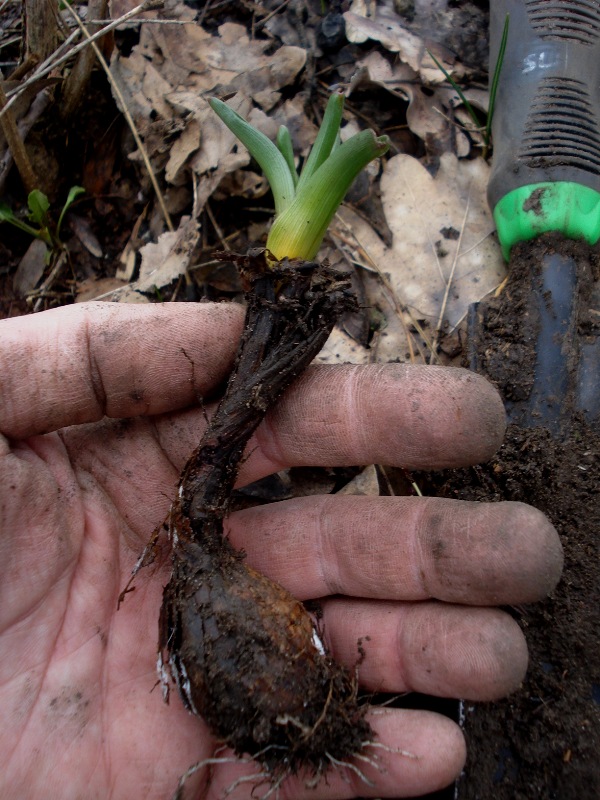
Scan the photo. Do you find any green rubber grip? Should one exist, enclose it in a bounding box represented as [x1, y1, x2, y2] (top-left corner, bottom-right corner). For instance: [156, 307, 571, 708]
[494, 182, 600, 261]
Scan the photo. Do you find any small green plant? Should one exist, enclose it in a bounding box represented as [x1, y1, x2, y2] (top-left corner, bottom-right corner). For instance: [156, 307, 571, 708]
[428, 13, 509, 159]
[209, 91, 389, 261]
[0, 185, 85, 260]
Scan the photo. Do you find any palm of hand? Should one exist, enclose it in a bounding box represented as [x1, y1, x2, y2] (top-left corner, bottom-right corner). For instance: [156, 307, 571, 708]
[0, 303, 563, 800]
[1, 414, 212, 798]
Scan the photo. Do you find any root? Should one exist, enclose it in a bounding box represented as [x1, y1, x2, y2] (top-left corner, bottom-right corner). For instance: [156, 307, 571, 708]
[173, 756, 254, 800]
[363, 739, 418, 760]
[325, 752, 376, 788]
[222, 772, 276, 799]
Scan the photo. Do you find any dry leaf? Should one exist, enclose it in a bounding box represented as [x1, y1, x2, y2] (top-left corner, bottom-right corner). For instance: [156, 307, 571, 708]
[344, 3, 454, 83]
[13, 239, 48, 297]
[336, 464, 380, 496]
[75, 276, 139, 303]
[165, 119, 201, 184]
[348, 50, 484, 154]
[328, 155, 505, 364]
[380, 153, 504, 330]
[137, 216, 200, 292]
[109, 12, 306, 212]
[315, 325, 370, 365]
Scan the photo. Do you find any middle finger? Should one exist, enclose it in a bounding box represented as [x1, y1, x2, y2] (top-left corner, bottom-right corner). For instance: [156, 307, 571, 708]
[225, 495, 562, 606]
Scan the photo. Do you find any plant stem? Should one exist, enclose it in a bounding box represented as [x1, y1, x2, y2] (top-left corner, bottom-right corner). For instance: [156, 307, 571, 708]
[0, 82, 39, 195]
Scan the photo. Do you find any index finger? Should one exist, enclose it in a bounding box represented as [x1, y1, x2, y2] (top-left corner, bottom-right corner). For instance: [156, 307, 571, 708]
[0, 301, 245, 438]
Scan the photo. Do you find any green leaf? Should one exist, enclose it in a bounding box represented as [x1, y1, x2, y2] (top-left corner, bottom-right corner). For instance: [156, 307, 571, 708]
[267, 129, 389, 261]
[296, 91, 345, 193]
[57, 185, 85, 239]
[0, 202, 43, 238]
[27, 190, 50, 227]
[0, 203, 18, 224]
[276, 126, 298, 187]
[209, 98, 296, 214]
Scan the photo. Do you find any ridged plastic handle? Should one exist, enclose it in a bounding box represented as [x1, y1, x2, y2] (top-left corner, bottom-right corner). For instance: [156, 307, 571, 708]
[489, 0, 600, 204]
[488, 0, 600, 256]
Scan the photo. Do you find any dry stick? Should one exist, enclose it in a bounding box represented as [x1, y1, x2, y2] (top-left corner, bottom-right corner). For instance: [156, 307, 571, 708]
[0, 86, 52, 194]
[32, 250, 68, 312]
[430, 189, 471, 358]
[24, 0, 59, 63]
[62, 2, 174, 232]
[0, 81, 39, 194]
[61, 0, 109, 119]
[0, 1, 164, 122]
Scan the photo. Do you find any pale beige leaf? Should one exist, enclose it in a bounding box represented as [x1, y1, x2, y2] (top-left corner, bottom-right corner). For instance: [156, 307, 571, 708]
[165, 119, 201, 184]
[380, 153, 505, 330]
[13, 239, 48, 297]
[137, 216, 200, 292]
[315, 325, 370, 366]
[344, 9, 445, 82]
[336, 464, 380, 496]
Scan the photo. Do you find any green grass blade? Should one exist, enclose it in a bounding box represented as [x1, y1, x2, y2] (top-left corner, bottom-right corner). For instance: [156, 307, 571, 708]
[57, 186, 85, 239]
[486, 13, 510, 148]
[427, 50, 483, 137]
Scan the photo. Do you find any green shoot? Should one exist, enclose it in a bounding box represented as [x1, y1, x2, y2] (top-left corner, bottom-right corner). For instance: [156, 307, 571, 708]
[267, 129, 388, 261]
[295, 90, 344, 193]
[210, 92, 389, 262]
[0, 185, 85, 253]
[0, 203, 49, 243]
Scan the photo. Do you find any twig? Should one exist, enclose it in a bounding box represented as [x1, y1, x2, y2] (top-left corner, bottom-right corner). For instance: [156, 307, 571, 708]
[430, 189, 471, 358]
[0, 85, 52, 194]
[0, 81, 39, 194]
[0, 1, 164, 123]
[205, 202, 230, 250]
[32, 251, 68, 311]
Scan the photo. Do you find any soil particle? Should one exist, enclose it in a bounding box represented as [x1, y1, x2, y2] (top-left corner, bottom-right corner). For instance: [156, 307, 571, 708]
[46, 687, 91, 735]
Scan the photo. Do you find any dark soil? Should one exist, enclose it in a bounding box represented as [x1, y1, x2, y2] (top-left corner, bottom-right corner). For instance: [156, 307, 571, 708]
[421, 235, 600, 800]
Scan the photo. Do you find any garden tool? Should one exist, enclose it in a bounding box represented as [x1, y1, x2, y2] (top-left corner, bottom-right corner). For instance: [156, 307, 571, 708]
[469, 0, 600, 435]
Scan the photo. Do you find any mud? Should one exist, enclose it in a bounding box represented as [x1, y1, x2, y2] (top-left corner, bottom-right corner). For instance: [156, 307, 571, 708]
[423, 234, 600, 800]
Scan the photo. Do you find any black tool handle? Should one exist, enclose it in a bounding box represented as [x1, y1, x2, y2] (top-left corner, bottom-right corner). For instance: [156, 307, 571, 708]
[488, 0, 600, 210]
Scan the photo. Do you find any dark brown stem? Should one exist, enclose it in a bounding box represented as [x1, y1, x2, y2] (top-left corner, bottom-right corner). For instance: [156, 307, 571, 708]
[0, 82, 39, 195]
[176, 255, 355, 529]
[60, 0, 109, 120]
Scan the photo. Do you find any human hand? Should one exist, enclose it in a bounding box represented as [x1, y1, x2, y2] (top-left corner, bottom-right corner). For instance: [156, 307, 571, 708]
[0, 302, 562, 800]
